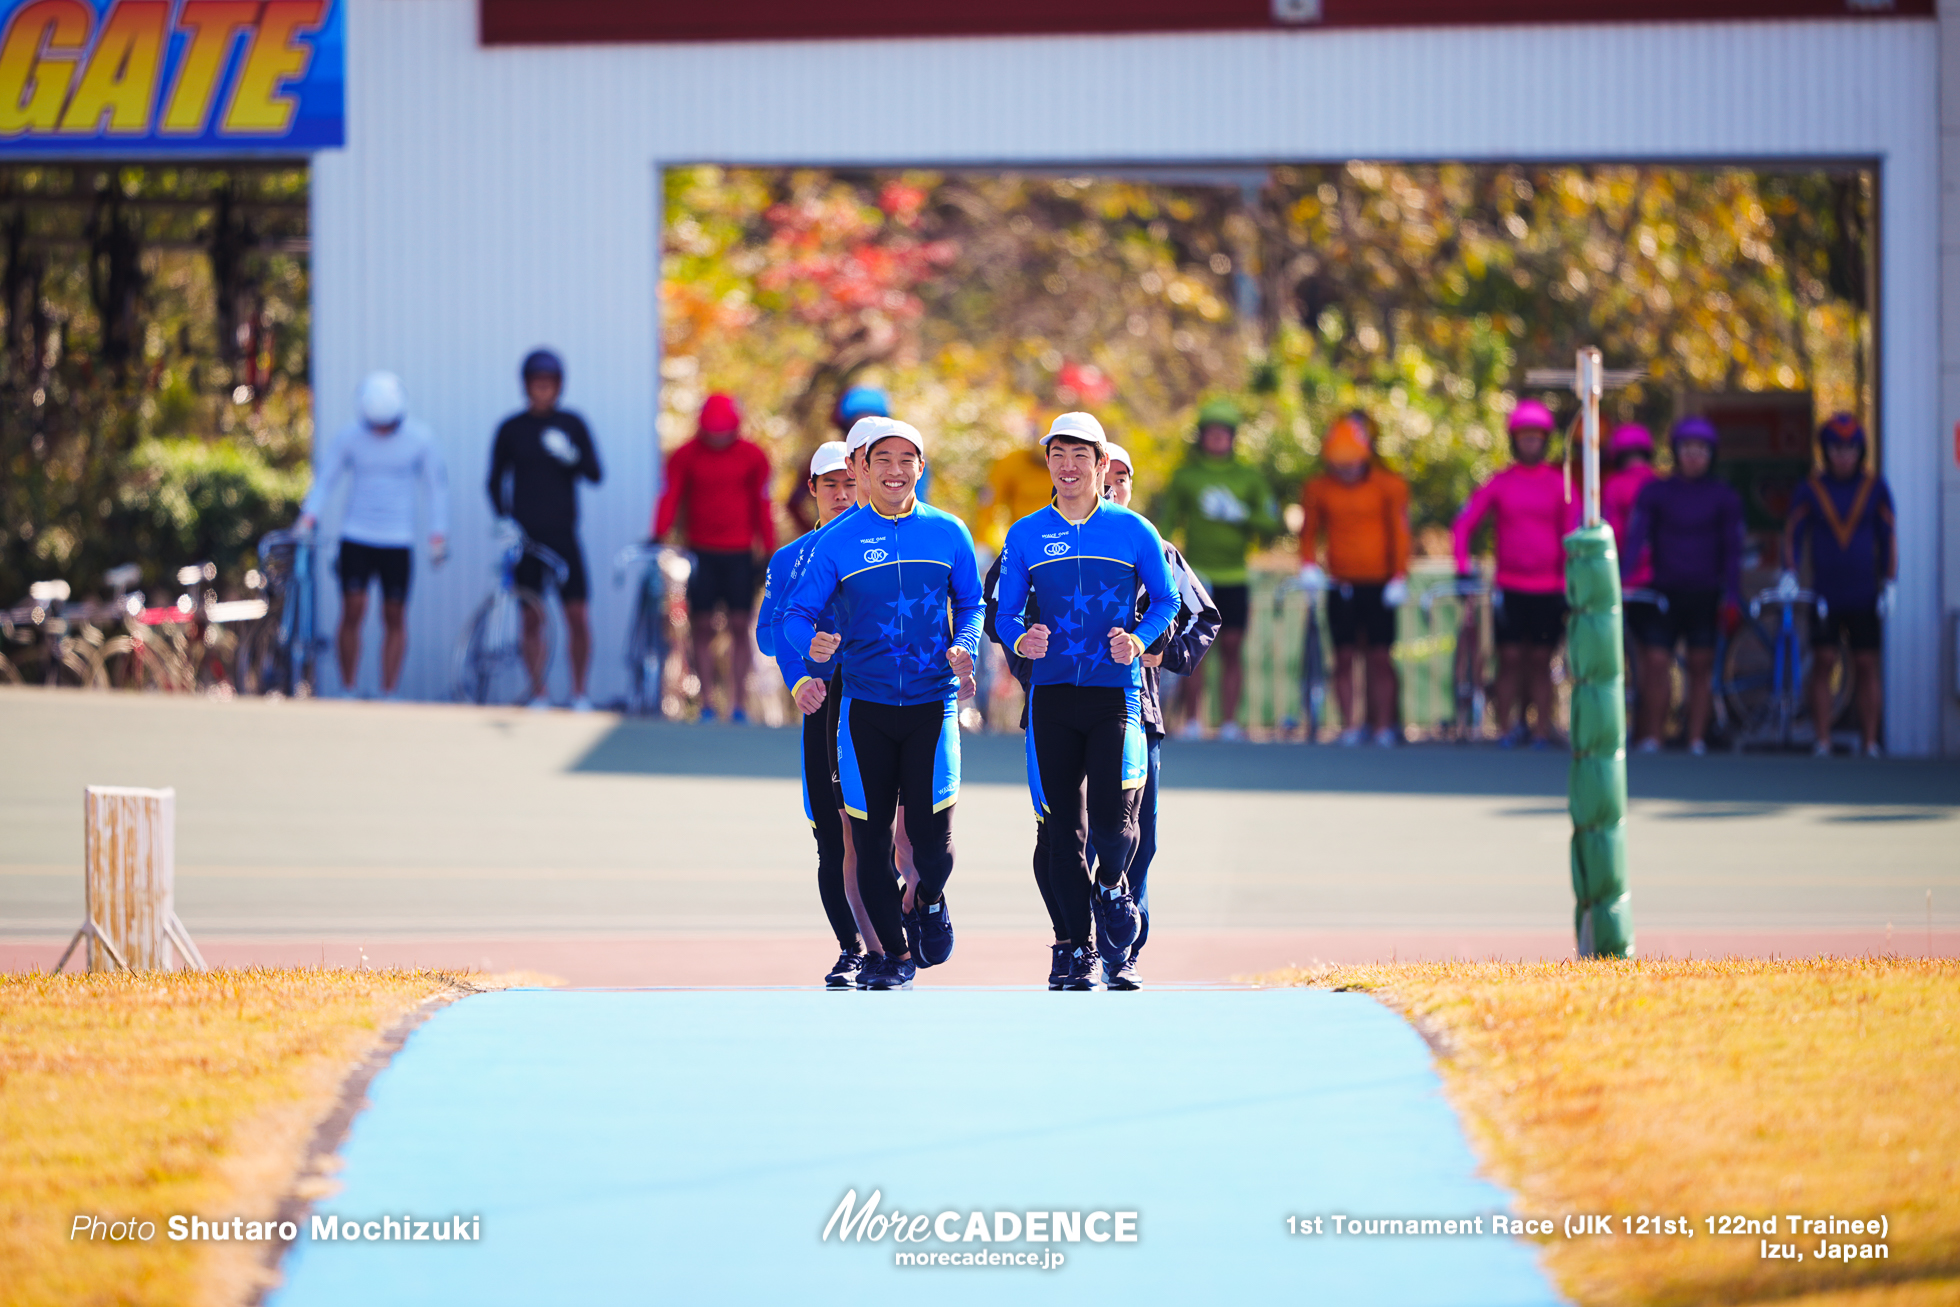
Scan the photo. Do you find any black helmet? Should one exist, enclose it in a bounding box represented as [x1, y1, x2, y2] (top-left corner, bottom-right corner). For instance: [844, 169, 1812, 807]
[521, 349, 564, 382]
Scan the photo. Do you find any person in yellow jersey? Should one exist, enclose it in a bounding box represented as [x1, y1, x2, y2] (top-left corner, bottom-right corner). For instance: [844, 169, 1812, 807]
[976, 416, 1063, 552]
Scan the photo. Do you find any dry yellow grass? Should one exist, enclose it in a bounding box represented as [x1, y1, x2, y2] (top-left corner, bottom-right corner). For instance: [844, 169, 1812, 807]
[1268, 957, 1960, 1307]
[0, 967, 538, 1307]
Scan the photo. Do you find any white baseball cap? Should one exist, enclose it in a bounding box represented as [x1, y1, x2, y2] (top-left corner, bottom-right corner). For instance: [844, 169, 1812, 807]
[1042, 411, 1107, 447]
[1103, 443, 1134, 472]
[809, 441, 850, 478]
[847, 415, 925, 457]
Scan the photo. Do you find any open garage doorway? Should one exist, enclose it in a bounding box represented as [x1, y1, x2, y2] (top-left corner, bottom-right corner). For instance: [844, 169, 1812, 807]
[657, 162, 1878, 749]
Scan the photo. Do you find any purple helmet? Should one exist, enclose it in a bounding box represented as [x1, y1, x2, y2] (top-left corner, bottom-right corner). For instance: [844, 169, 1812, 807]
[1818, 412, 1866, 449]
[1608, 424, 1654, 458]
[1670, 415, 1719, 448]
[1507, 398, 1557, 434]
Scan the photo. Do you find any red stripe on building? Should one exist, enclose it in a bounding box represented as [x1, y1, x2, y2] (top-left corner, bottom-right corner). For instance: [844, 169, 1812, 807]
[481, 0, 1931, 46]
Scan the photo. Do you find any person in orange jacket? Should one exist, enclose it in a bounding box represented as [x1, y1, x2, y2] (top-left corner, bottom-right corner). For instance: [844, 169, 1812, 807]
[1298, 412, 1412, 745]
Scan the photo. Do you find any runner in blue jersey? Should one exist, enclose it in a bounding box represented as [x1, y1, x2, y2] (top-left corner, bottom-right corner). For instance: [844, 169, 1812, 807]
[757, 441, 867, 986]
[781, 417, 984, 990]
[992, 413, 1179, 990]
[1098, 442, 1220, 988]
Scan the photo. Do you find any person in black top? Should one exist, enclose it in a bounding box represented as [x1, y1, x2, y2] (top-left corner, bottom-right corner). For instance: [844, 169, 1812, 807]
[487, 349, 604, 709]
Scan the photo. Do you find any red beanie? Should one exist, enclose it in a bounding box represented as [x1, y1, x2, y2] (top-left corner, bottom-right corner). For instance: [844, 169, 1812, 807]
[698, 393, 741, 435]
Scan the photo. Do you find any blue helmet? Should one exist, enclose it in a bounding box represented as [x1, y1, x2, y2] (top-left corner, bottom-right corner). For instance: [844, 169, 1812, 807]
[1818, 412, 1866, 451]
[521, 349, 564, 382]
[835, 386, 889, 428]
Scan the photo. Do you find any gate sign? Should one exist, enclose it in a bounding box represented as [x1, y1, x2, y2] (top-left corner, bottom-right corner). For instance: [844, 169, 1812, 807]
[0, 0, 342, 154]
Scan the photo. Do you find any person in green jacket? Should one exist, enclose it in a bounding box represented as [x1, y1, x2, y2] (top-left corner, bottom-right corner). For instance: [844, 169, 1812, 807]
[1153, 399, 1280, 740]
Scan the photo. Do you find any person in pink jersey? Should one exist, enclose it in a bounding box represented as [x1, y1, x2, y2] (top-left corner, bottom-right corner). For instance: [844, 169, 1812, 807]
[1452, 399, 1578, 747]
[1600, 424, 1660, 745]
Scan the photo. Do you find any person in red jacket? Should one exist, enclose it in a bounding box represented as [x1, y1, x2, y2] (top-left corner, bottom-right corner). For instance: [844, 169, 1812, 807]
[653, 393, 777, 723]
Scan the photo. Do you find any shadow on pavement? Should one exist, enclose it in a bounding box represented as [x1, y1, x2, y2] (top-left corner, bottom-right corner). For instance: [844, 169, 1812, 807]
[568, 719, 1960, 808]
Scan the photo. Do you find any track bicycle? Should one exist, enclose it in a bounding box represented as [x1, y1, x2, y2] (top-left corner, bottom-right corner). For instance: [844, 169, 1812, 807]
[612, 542, 692, 716]
[454, 524, 568, 706]
[1722, 578, 1850, 751]
[232, 529, 320, 696]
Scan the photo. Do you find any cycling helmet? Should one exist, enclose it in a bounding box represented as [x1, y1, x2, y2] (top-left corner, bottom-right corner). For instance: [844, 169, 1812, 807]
[1607, 424, 1654, 458]
[1195, 398, 1242, 432]
[1507, 398, 1557, 434]
[835, 385, 889, 427]
[357, 372, 407, 428]
[1670, 415, 1719, 449]
[1818, 412, 1866, 450]
[521, 349, 564, 382]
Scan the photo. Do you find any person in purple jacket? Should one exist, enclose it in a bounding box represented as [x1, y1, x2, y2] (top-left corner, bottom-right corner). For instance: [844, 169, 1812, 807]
[1782, 414, 1896, 757]
[1622, 416, 1744, 755]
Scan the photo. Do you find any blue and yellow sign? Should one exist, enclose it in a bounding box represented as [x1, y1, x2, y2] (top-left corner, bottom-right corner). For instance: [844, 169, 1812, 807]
[0, 0, 341, 154]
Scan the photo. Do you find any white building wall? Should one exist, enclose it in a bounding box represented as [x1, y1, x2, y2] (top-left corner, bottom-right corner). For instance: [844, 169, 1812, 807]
[315, 1, 1947, 752]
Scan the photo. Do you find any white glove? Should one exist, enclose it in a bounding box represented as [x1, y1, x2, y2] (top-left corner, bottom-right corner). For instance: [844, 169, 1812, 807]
[1382, 576, 1409, 608]
[1776, 570, 1800, 595]
[540, 427, 580, 466]
[1878, 581, 1897, 619]
[1298, 564, 1328, 592]
[493, 518, 523, 551]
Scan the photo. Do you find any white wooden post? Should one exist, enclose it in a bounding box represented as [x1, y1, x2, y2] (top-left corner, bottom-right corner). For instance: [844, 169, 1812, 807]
[52, 786, 206, 973]
[1577, 347, 1604, 529]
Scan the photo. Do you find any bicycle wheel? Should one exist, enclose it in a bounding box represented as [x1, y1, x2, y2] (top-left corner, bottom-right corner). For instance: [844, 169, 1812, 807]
[454, 589, 550, 705]
[1299, 601, 1324, 741]
[1721, 621, 1776, 745]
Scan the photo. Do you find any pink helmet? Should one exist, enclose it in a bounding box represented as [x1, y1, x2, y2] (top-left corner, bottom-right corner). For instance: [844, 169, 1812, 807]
[1608, 424, 1654, 457]
[1507, 398, 1557, 434]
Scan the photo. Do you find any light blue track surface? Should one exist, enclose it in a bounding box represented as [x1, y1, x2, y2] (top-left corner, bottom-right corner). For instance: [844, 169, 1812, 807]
[271, 989, 1563, 1306]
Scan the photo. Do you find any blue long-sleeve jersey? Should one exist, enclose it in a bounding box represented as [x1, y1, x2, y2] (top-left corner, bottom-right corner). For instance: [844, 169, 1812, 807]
[781, 501, 983, 707]
[758, 509, 856, 688]
[993, 499, 1178, 689]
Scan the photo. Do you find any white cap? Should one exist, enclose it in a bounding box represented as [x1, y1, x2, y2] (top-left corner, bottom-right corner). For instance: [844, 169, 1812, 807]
[809, 441, 850, 478]
[1042, 411, 1106, 447]
[847, 415, 924, 458]
[1103, 443, 1134, 471]
[358, 371, 407, 427]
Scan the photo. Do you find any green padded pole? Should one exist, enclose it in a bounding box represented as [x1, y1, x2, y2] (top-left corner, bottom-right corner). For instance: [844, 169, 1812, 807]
[1564, 523, 1634, 958]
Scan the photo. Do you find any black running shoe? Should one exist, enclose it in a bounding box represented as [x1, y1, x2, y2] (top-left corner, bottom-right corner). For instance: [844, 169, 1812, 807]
[916, 896, 954, 967]
[1047, 943, 1072, 990]
[824, 950, 864, 988]
[853, 953, 886, 990]
[1103, 950, 1140, 990]
[901, 903, 928, 967]
[1062, 945, 1100, 991]
[864, 955, 916, 990]
[1092, 882, 1141, 953]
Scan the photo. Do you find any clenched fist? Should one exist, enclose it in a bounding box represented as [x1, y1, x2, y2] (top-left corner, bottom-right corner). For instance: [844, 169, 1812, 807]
[1018, 624, 1051, 658]
[808, 632, 841, 663]
[947, 645, 974, 678]
[794, 678, 828, 715]
[1108, 627, 1138, 665]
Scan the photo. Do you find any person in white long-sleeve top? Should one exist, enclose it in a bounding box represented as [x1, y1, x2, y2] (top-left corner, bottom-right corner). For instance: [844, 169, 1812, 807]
[297, 372, 449, 697]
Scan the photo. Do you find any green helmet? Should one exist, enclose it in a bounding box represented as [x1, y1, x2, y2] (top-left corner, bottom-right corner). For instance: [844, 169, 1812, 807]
[1195, 398, 1242, 433]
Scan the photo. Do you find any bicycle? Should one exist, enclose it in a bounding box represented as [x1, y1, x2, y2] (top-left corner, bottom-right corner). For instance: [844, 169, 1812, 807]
[613, 542, 692, 716]
[1, 580, 102, 687]
[233, 529, 321, 697]
[110, 563, 263, 694]
[1723, 579, 1851, 751]
[1278, 574, 1328, 743]
[454, 525, 568, 705]
[1439, 575, 1491, 742]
